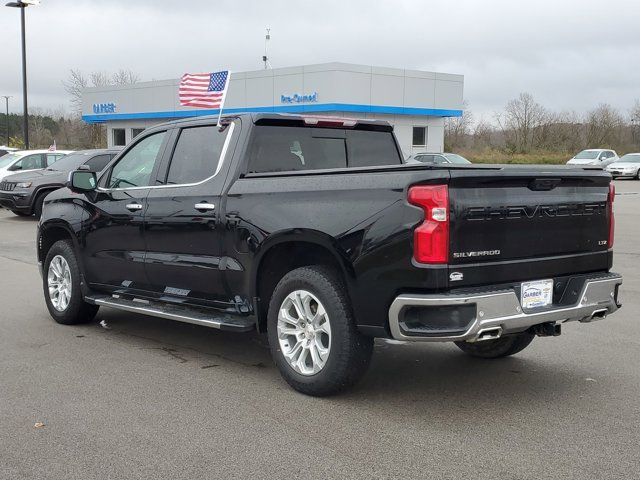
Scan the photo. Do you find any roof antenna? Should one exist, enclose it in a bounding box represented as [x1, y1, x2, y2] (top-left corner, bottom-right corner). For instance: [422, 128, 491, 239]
[263, 28, 271, 69]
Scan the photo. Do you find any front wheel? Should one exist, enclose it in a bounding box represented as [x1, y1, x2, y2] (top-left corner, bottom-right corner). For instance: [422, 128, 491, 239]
[454, 331, 535, 359]
[267, 266, 373, 396]
[43, 240, 99, 325]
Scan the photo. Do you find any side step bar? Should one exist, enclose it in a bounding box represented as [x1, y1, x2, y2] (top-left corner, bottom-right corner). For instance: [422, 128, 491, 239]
[85, 295, 255, 333]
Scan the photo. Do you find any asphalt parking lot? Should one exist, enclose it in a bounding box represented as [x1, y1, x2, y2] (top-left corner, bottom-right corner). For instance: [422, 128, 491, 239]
[1, 180, 639, 480]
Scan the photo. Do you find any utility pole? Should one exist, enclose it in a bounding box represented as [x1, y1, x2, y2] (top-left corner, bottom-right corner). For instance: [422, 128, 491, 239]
[2, 96, 10, 146]
[5, 0, 39, 149]
[263, 28, 271, 70]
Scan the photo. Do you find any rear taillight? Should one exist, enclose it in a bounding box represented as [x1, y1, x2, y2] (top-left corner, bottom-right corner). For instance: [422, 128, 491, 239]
[608, 182, 615, 248]
[408, 185, 449, 264]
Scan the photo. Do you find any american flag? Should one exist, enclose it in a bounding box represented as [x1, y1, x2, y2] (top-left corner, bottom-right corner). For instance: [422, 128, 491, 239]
[179, 70, 229, 109]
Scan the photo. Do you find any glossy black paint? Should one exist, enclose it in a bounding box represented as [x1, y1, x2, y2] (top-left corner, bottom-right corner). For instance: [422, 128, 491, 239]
[37, 114, 615, 338]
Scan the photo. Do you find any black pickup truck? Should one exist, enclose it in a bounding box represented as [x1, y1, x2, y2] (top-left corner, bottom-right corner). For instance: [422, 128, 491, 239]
[37, 113, 622, 395]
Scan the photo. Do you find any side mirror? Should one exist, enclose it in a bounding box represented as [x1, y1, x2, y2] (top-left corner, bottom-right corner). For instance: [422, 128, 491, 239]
[69, 170, 97, 193]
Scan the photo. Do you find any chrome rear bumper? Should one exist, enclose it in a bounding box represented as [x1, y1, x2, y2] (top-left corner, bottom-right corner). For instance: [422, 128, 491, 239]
[388, 273, 622, 342]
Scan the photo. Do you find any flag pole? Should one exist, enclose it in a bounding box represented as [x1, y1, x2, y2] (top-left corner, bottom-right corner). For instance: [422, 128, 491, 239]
[217, 71, 231, 127]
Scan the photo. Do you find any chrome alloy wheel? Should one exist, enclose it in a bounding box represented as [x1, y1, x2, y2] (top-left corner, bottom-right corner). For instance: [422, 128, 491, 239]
[48, 255, 72, 312]
[277, 290, 332, 376]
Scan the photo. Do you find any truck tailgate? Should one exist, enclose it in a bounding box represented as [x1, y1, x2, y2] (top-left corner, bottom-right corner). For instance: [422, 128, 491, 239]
[447, 167, 613, 287]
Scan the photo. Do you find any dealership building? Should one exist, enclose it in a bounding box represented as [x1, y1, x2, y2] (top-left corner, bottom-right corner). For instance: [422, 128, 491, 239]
[81, 62, 464, 156]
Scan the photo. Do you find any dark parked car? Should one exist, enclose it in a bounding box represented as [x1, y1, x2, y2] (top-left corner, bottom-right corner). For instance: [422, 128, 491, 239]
[0, 149, 119, 217]
[37, 114, 622, 396]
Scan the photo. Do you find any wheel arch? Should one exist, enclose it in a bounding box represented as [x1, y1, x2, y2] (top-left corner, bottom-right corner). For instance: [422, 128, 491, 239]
[31, 186, 64, 209]
[38, 220, 82, 268]
[252, 230, 356, 332]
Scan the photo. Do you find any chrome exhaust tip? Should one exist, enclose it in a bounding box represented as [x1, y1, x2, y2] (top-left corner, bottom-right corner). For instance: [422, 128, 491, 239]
[475, 326, 503, 342]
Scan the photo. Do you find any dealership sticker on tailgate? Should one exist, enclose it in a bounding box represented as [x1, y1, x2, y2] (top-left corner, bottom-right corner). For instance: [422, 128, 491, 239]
[521, 279, 553, 310]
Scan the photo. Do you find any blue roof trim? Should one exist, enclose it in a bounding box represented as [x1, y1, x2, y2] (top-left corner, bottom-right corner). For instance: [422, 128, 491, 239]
[81, 103, 463, 123]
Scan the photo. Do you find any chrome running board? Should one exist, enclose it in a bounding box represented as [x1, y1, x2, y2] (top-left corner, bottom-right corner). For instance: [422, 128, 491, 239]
[85, 295, 255, 332]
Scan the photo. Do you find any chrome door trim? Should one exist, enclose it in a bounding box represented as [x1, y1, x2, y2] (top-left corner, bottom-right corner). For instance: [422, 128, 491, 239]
[96, 122, 236, 193]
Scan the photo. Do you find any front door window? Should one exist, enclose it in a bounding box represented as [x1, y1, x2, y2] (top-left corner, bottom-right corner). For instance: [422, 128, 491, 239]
[108, 131, 166, 188]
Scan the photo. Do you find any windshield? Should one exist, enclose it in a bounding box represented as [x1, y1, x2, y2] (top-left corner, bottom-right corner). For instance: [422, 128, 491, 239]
[617, 154, 640, 163]
[443, 153, 471, 164]
[46, 152, 92, 172]
[574, 150, 600, 160]
[0, 153, 22, 168]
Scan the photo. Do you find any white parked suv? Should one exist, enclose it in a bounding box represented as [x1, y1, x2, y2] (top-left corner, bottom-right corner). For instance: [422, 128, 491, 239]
[567, 149, 618, 167]
[0, 149, 72, 182]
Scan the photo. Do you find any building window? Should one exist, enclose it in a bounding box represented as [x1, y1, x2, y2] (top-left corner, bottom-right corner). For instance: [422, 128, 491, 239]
[131, 128, 145, 139]
[112, 128, 126, 146]
[412, 126, 427, 147]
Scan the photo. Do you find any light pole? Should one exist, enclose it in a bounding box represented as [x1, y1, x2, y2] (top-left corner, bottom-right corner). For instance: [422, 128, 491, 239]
[5, 0, 38, 149]
[2, 96, 10, 146]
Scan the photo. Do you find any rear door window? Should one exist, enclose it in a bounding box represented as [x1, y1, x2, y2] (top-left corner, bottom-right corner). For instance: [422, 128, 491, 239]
[46, 154, 64, 166]
[165, 125, 229, 184]
[248, 126, 347, 173]
[346, 130, 401, 167]
[248, 126, 400, 173]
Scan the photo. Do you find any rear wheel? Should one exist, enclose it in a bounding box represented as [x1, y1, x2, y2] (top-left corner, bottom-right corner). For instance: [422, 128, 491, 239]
[454, 332, 535, 359]
[267, 266, 373, 396]
[43, 240, 99, 325]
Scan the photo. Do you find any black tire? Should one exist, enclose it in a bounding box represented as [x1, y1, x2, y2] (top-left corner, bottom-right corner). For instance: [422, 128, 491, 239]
[267, 266, 373, 396]
[43, 240, 99, 325]
[11, 210, 31, 217]
[454, 331, 535, 359]
[33, 191, 47, 219]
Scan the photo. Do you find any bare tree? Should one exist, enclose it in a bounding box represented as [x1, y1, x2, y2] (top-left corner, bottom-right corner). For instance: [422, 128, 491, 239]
[444, 101, 473, 151]
[585, 103, 625, 148]
[62, 69, 140, 148]
[112, 69, 140, 85]
[472, 118, 493, 149]
[630, 100, 640, 147]
[538, 110, 584, 153]
[63, 69, 139, 116]
[61, 69, 88, 116]
[496, 93, 548, 153]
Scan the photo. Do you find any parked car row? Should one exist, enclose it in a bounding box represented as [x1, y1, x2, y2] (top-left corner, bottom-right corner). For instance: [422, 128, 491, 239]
[0, 148, 120, 217]
[0, 149, 72, 182]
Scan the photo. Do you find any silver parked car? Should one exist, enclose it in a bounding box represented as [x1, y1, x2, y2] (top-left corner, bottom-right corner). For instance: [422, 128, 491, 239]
[606, 153, 640, 179]
[567, 149, 618, 167]
[407, 152, 471, 165]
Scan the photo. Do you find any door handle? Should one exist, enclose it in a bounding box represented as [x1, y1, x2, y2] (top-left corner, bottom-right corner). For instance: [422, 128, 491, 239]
[194, 202, 215, 212]
[125, 203, 143, 212]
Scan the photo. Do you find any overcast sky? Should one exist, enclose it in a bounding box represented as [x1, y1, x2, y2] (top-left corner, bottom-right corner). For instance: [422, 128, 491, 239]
[0, 0, 638, 121]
